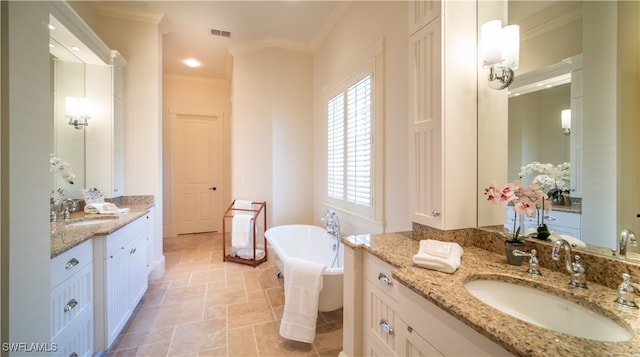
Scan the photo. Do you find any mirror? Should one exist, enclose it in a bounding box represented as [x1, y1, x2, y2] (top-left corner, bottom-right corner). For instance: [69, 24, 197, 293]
[50, 35, 86, 200]
[478, 1, 640, 257]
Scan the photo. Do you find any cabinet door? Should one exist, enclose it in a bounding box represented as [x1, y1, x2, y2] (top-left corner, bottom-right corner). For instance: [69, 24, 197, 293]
[409, 17, 443, 229]
[127, 233, 148, 307]
[105, 247, 130, 347]
[409, 0, 441, 35]
[397, 320, 442, 357]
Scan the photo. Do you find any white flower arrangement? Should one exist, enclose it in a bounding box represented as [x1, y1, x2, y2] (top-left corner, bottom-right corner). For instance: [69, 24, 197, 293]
[50, 154, 76, 185]
[518, 161, 570, 194]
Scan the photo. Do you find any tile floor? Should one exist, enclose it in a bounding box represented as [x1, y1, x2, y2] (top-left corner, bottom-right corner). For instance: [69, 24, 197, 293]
[105, 232, 343, 356]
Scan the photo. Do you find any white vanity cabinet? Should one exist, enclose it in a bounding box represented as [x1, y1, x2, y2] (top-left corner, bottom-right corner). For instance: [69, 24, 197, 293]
[349, 252, 511, 357]
[408, 0, 478, 230]
[93, 213, 150, 352]
[50, 239, 94, 357]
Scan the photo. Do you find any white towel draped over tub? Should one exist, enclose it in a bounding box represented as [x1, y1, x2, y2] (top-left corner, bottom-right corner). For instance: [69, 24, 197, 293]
[280, 257, 326, 343]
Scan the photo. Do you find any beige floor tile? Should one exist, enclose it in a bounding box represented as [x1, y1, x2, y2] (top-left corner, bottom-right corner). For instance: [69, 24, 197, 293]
[227, 298, 274, 329]
[253, 320, 316, 356]
[243, 266, 282, 291]
[206, 285, 247, 306]
[110, 326, 174, 351]
[162, 283, 207, 306]
[190, 269, 226, 286]
[228, 326, 258, 356]
[313, 322, 343, 355]
[168, 318, 226, 356]
[124, 300, 204, 334]
[320, 308, 343, 324]
[265, 287, 285, 308]
[203, 304, 226, 322]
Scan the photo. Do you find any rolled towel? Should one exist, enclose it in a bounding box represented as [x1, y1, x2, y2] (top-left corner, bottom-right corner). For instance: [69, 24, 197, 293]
[232, 215, 253, 249]
[412, 240, 464, 274]
[235, 248, 265, 260]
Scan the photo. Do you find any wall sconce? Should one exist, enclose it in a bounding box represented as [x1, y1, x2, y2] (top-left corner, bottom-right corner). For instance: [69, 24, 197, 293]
[65, 96, 91, 129]
[561, 109, 571, 135]
[481, 20, 520, 90]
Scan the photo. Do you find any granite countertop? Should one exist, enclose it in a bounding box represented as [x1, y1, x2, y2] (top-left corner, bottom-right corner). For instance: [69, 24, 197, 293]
[342, 232, 640, 357]
[50, 202, 154, 259]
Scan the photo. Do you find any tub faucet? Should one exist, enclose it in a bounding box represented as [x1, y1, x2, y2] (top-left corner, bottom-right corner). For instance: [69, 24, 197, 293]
[551, 239, 587, 289]
[321, 210, 341, 241]
[618, 229, 637, 260]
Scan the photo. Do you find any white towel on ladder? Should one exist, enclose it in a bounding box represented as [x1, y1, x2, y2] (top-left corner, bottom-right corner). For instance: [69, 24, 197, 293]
[232, 215, 253, 249]
[279, 257, 325, 343]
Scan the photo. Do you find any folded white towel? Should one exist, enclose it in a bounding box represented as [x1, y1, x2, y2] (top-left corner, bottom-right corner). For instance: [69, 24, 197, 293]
[232, 214, 253, 249]
[549, 231, 586, 248]
[412, 240, 464, 274]
[84, 202, 129, 214]
[235, 248, 265, 260]
[280, 257, 325, 343]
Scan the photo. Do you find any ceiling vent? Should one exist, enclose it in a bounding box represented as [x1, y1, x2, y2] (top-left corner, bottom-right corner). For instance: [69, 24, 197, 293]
[211, 28, 231, 38]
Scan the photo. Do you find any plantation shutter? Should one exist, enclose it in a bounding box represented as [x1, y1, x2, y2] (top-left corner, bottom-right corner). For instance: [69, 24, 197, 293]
[346, 75, 372, 206]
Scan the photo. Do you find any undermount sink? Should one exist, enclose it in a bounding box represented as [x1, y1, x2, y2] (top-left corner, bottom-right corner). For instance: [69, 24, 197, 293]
[464, 279, 633, 342]
[65, 216, 118, 227]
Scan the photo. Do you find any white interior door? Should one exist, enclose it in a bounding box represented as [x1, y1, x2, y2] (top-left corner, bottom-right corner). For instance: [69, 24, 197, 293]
[176, 114, 222, 234]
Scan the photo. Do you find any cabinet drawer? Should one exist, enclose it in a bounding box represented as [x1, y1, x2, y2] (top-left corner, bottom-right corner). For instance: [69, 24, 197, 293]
[365, 254, 399, 300]
[51, 239, 93, 289]
[51, 263, 93, 340]
[106, 214, 147, 257]
[52, 306, 93, 357]
[545, 211, 581, 229]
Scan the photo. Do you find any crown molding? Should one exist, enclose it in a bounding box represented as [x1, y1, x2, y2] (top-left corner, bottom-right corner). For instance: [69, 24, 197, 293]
[520, 8, 582, 42]
[228, 38, 313, 57]
[88, 1, 166, 25]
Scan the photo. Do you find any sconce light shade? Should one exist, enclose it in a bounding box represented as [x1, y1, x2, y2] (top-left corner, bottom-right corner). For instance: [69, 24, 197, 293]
[501, 25, 520, 70]
[481, 20, 520, 90]
[561, 109, 571, 135]
[65, 96, 91, 129]
[481, 20, 502, 67]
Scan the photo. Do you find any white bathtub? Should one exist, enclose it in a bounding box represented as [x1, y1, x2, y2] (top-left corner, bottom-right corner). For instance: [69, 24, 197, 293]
[265, 224, 344, 312]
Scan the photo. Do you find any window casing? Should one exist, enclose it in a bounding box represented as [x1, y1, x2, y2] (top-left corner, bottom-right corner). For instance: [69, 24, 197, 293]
[327, 65, 374, 217]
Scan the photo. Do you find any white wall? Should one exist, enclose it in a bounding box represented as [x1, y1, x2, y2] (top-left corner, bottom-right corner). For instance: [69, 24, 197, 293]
[162, 75, 232, 235]
[232, 47, 314, 227]
[2, 0, 51, 346]
[312, 1, 410, 233]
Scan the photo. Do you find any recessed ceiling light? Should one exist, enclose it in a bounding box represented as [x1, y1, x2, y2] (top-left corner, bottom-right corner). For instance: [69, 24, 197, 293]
[71, 46, 81, 51]
[183, 58, 201, 68]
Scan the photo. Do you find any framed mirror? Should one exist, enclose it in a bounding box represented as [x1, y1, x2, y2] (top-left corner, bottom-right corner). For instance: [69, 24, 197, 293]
[478, 1, 639, 257]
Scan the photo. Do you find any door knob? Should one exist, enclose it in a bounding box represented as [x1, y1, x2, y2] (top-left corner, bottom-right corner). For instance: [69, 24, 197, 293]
[209, 187, 217, 191]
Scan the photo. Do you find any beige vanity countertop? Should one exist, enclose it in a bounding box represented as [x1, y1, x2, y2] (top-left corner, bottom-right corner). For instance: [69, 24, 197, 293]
[50, 203, 154, 259]
[342, 232, 640, 357]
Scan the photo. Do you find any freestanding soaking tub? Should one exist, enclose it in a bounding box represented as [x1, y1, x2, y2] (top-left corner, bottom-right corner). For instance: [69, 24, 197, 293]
[265, 224, 344, 312]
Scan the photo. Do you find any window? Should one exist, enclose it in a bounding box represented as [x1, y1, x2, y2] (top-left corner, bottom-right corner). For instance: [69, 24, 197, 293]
[327, 71, 373, 214]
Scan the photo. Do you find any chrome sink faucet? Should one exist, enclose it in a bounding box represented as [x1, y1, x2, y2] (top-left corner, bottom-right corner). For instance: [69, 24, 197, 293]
[59, 198, 77, 221]
[618, 229, 637, 260]
[551, 239, 587, 289]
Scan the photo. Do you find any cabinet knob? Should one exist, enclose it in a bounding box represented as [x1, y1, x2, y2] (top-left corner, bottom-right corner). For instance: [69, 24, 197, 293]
[377, 272, 393, 286]
[64, 299, 78, 313]
[379, 319, 395, 335]
[65, 258, 79, 270]
[431, 210, 440, 217]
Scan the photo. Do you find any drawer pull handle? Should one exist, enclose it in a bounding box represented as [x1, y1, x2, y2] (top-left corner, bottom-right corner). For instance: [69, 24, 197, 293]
[65, 258, 79, 270]
[69, 353, 78, 357]
[379, 319, 395, 335]
[64, 299, 78, 312]
[378, 272, 393, 286]
[545, 215, 557, 221]
[431, 210, 440, 217]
